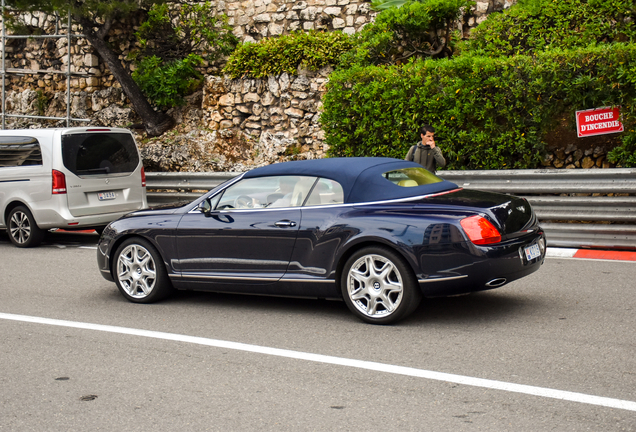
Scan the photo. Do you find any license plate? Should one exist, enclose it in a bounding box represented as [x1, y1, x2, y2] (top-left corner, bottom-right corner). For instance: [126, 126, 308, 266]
[524, 243, 541, 261]
[98, 191, 116, 201]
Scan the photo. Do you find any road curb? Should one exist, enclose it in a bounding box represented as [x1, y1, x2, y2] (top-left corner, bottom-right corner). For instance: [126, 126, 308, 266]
[546, 247, 636, 262]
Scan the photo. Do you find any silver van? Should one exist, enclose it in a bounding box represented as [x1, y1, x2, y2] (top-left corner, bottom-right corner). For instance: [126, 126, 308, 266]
[0, 127, 147, 247]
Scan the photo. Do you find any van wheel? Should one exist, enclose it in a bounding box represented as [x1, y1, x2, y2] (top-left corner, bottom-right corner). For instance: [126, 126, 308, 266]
[113, 237, 173, 303]
[7, 206, 45, 248]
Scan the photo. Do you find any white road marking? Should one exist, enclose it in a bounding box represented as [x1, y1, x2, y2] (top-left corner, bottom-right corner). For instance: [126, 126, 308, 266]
[1, 312, 635, 412]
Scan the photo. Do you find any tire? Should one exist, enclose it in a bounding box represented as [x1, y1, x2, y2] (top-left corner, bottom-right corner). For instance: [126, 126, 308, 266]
[341, 246, 422, 324]
[7, 206, 45, 248]
[112, 237, 173, 303]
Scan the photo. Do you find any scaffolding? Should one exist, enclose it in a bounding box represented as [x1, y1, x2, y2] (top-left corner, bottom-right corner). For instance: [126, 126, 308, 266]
[0, 0, 91, 128]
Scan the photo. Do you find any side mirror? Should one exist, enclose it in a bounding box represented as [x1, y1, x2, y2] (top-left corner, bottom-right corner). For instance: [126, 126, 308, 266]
[197, 199, 212, 215]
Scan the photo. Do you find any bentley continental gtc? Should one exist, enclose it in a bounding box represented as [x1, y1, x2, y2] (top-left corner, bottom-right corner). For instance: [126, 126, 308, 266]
[97, 157, 545, 324]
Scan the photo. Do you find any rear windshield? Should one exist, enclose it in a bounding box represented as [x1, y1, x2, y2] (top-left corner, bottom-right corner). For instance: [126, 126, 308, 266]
[62, 132, 140, 176]
[383, 167, 443, 186]
[0, 136, 42, 167]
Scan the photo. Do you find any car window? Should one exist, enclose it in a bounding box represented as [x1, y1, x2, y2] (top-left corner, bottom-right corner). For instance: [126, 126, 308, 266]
[215, 175, 318, 210]
[305, 178, 344, 206]
[61, 132, 140, 176]
[0, 136, 42, 167]
[383, 167, 443, 186]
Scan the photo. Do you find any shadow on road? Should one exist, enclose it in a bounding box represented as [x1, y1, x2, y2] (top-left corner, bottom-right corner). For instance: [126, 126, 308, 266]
[0, 229, 100, 248]
[99, 284, 541, 327]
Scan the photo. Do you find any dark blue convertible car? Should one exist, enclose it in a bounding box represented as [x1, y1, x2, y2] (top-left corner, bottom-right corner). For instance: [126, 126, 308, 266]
[97, 157, 545, 324]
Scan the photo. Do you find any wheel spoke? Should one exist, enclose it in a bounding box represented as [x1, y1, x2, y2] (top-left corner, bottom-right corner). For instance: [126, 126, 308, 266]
[350, 285, 369, 301]
[367, 297, 380, 315]
[136, 279, 151, 296]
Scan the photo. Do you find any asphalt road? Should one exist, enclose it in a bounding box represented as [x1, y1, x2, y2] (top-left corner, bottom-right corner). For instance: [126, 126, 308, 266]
[0, 230, 635, 431]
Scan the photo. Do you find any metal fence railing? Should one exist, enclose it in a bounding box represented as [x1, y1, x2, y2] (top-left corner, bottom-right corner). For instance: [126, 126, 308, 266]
[146, 168, 636, 250]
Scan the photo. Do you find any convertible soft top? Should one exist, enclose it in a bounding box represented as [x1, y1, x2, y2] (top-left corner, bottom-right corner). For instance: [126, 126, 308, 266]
[244, 157, 458, 203]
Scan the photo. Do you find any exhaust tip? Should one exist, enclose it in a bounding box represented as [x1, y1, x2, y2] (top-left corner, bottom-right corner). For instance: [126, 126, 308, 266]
[485, 278, 507, 288]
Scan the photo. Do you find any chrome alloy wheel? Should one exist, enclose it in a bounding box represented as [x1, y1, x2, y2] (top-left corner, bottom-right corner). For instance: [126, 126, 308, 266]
[117, 244, 157, 299]
[9, 210, 31, 245]
[346, 253, 404, 318]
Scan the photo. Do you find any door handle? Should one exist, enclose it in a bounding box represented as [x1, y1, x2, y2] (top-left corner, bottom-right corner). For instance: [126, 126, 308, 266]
[275, 220, 297, 228]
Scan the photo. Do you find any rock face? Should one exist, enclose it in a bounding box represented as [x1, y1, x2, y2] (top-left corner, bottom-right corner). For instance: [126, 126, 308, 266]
[0, 1, 527, 172]
[542, 145, 614, 169]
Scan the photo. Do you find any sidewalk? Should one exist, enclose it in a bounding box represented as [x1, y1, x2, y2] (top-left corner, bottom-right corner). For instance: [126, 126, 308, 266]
[546, 247, 636, 262]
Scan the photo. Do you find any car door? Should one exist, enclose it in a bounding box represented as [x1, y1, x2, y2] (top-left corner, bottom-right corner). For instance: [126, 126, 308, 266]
[175, 175, 317, 287]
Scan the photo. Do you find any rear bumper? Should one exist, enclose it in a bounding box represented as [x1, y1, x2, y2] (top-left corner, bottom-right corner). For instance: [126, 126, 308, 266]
[417, 231, 546, 297]
[35, 208, 140, 230]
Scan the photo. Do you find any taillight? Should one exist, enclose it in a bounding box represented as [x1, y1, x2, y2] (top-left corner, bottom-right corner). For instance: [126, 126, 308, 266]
[52, 169, 67, 194]
[460, 215, 501, 245]
[141, 166, 146, 187]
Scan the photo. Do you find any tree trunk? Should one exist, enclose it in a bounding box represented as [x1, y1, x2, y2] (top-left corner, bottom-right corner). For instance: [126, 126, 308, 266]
[78, 19, 174, 137]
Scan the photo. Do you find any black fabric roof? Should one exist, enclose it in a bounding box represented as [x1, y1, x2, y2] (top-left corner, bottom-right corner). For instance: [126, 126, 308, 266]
[244, 157, 458, 203]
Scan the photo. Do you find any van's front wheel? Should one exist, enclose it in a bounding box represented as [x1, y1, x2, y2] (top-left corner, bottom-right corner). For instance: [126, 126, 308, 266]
[7, 206, 45, 248]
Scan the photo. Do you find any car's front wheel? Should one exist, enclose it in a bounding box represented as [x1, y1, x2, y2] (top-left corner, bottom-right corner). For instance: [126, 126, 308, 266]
[341, 246, 422, 324]
[113, 237, 173, 303]
[7, 206, 45, 248]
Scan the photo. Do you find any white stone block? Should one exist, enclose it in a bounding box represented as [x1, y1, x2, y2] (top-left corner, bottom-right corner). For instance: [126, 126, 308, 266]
[84, 54, 99, 67]
[244, 92, 261, 103]
[218, 94, 235, 106]
[332, 17, 345, 28]
[254, 13, 271, 22]
[269, 23, 284, 34]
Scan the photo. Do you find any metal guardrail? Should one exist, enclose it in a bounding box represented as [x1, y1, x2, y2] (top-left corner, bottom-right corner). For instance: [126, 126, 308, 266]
[146, 172, 238, 205]
[146, 168, 636, 250]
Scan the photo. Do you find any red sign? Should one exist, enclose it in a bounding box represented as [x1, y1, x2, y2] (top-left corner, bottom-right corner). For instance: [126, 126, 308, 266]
[576, 106, 623, 138]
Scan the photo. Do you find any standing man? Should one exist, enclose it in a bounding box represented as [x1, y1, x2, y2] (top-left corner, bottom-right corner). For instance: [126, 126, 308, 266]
[405, 123, 446, 174]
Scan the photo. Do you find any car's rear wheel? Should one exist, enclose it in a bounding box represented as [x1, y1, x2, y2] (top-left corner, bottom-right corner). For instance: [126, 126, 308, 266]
[341, 246, 422, 324]
[7, 206, 45, 248]
[113, 237, 172, 303]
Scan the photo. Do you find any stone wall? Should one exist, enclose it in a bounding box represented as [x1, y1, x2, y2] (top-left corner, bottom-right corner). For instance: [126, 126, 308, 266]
[542, 144, 615, 170]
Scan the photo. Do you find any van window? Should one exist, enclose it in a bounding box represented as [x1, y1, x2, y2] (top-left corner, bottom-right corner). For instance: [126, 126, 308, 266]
[62, 132, 140, 176]
[0, 136, 42, 167]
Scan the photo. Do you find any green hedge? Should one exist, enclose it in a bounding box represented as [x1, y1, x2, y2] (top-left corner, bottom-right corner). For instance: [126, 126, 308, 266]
[321, 44, 636, 169]
[223, 31, 354, 78]
[464, 0, 636, 57]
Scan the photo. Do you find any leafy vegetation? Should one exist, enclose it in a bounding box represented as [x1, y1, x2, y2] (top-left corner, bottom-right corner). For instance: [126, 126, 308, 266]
[131, 2, 237, 109]
[223, 31, 354, 78]
[347, 0, 473, 65]
[463, 0, 636, 56]
[132, 54, 203, 110]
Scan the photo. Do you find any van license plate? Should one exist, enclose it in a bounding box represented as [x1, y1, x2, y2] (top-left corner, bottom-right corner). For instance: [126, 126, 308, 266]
[524, 244, 541, 260]
[98, 191, 116, 201]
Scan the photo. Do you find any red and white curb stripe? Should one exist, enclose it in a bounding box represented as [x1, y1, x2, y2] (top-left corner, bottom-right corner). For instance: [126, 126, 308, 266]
[547, 247, 636, 262]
